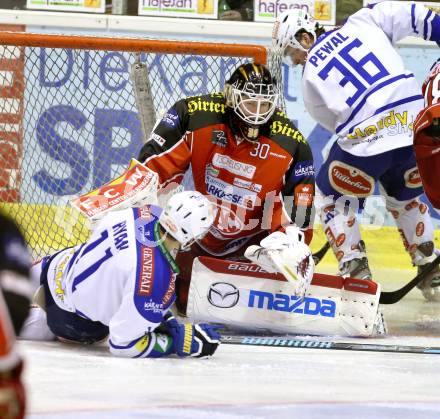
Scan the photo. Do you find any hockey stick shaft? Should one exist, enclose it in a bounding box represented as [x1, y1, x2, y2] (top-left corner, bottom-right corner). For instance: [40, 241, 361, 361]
[379, 253, 440, 304]
[312, 241, 330, 265]
[221, 335, 440, 355]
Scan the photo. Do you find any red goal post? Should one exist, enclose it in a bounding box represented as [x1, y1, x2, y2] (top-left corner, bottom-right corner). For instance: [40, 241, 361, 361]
[0, 30, 272, 258]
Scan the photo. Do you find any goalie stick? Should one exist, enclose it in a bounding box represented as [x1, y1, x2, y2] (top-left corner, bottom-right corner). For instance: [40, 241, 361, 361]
[222, 335, 440, 355]
[312, 243, 440, 304]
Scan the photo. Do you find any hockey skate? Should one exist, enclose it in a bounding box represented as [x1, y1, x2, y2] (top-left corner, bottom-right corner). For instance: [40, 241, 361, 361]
[340, 257, 372, 280]
[414, 242, 440, 302]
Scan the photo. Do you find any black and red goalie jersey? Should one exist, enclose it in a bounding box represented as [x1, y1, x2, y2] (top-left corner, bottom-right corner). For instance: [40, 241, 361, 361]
[414, 59, 440, 209]
[138, 92, 315, 256]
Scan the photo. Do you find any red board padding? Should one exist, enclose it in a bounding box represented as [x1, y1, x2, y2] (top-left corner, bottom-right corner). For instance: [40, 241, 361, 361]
[197, 256, 378, 295]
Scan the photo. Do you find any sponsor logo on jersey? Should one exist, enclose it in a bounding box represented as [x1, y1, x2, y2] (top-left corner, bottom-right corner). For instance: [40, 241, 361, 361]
[212, 153, 256, 179]
[208, 282, 240, 308]
[211, 130, 228, 147]
[232, 177, 262, 193]
[294, 184, 314, 206]
[211, 204, 244, 236]
[270, 120, 307, 144]
[269, 151, 287, 159]
[347, 110, 413, 140]
[206, 164, 219, 178]
[206, 174, 256, 209]
[329, 161, 373, 197]
[54, 250, 75, 302]
[404, 167, 422, 189]
[143, 300, 163, 313]
[162, 109, 179, 127]
[248, 290, 336, 317]
[293, 160, 315, 179]
[162, 275, 176, 306]
[137, 247, 154, 296]
[187, 97, 226, 114]
[150, 133, 166, 147]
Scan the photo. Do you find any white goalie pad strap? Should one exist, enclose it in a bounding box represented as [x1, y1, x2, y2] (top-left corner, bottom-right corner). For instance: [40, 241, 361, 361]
[70, 158, 158, 224]
[187, 257, 382, 337]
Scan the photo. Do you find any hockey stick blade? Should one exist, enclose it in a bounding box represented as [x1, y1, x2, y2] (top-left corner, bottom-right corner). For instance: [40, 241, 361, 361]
[312, 241, 330, 265]
[222, 335, 440, 355]
[379, 253, 440, 304]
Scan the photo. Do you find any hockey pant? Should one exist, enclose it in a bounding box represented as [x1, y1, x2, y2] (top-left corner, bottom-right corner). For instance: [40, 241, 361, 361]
[39, 254, 109, 344]
[316, 142, 434, 267]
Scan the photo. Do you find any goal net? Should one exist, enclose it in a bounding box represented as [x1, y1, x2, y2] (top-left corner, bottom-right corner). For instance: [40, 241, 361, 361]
[0, 29, 271, 258]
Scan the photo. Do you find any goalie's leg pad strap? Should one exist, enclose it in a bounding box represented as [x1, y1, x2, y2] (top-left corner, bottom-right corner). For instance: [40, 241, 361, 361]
[187, 257, 382, 337]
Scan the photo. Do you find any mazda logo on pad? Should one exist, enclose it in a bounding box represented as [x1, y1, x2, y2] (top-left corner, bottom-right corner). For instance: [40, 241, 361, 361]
[208, 282, 239, 308]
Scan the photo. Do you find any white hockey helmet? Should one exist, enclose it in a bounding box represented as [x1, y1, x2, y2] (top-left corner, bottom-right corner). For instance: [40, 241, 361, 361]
[272, 9, 317, 52]
[159, 191, 216, 250]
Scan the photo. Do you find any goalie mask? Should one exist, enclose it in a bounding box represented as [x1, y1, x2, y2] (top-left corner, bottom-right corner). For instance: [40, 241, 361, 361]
[225, 63, 278, 142]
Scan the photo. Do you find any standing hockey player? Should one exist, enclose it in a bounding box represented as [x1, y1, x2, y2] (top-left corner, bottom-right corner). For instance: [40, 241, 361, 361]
[272, 3, 440, 300]
[137, 63, 316, 313]
[0, 212, 33, 418]
[26, 191, 221, 358]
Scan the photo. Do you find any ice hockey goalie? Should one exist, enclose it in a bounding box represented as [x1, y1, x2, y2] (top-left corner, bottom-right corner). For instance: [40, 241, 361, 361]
[413, 59, 440, 209]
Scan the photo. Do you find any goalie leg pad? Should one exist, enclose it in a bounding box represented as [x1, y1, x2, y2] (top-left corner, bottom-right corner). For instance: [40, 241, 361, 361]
[187, 257, 384, 337]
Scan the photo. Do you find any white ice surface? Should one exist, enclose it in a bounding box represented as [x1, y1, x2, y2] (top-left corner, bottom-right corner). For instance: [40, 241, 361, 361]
[22, 267, 440, 419]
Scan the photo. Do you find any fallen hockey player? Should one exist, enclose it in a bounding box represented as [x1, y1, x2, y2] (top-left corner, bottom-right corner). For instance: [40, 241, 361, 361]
[21, 190, 222, 359]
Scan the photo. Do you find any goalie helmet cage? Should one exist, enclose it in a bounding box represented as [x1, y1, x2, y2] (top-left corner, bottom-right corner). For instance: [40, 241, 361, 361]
[0, 30, 279, 258]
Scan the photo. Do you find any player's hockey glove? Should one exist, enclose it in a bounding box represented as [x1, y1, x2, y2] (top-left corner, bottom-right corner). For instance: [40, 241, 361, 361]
[164, 314, 221, 358]
[0, 360, 25, 419]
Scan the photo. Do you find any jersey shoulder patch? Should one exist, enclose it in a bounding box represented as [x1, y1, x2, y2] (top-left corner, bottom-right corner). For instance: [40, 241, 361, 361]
[263, 109, 308, 155]
[184, 93, 227, 131]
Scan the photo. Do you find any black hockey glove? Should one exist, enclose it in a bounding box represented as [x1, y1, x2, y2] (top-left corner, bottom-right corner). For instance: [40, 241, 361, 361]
[164, 314, 221, 358]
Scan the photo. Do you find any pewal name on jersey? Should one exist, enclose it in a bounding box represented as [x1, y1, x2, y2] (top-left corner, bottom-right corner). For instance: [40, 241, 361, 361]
[248, 290, 336, 317]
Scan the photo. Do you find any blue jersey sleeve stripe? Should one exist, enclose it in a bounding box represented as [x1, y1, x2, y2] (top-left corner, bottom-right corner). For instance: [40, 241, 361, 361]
[346, 94, 423, 135]
[336, 73, 416, 134]
[430, 15, 440, 42]
[423, 10, 433, 40]
[411, 3, 419, 34]
[109, 337, 140, 349]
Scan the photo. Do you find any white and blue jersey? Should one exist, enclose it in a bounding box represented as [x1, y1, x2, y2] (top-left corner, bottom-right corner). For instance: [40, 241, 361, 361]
[44, 205, 177, 357]
[302, 1, 440, 156]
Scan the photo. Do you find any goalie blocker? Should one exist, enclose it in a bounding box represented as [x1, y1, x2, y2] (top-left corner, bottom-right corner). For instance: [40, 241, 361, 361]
[187, 257, 386, 337]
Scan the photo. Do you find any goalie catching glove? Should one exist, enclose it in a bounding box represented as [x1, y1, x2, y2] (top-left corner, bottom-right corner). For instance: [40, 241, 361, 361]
[164, 314, 221, 358]
[244, 226, 314, 298]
